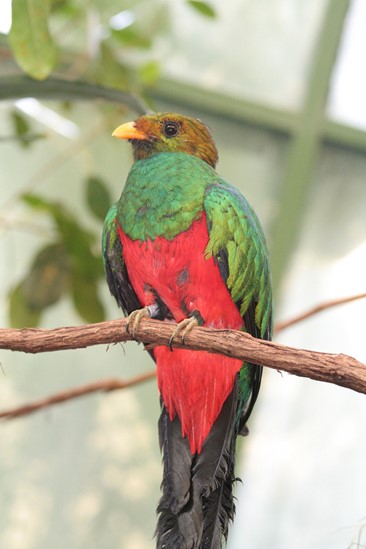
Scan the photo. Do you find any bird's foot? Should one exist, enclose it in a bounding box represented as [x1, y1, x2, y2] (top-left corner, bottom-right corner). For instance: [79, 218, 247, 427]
[127, 304, 159, 339]
[169, 310, 203, 350]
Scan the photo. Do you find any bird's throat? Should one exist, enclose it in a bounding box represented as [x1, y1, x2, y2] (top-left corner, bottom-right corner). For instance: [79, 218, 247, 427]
[117, 152, 217, 241]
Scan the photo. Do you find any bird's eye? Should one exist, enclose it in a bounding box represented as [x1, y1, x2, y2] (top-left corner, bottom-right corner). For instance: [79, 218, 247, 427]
[163, 121, 180, 138]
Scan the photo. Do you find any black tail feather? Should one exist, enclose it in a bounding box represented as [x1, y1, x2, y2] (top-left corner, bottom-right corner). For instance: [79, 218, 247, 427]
[156, 407, 198, 548]
[200, 463, 236, 549]
[194, 383, 238, 549]
[156, 383, 239, 549]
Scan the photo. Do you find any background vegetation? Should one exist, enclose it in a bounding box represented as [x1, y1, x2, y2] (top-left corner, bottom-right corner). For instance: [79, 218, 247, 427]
[0, 1, 365, 548]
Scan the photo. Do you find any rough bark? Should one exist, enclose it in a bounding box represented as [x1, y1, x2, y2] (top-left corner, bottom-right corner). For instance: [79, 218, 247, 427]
[0, 318, 365, 395]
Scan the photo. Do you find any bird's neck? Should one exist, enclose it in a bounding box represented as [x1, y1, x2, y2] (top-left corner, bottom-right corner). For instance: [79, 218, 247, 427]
[117, 152, 216, 241]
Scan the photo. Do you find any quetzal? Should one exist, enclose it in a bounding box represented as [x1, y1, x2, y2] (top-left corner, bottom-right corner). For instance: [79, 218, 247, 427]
[102, 112, 272, 549]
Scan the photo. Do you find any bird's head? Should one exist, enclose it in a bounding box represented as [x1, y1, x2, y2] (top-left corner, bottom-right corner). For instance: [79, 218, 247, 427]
[112, 112, 218, 168]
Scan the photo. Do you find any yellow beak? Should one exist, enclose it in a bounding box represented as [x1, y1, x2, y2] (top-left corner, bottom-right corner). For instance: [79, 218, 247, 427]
[112, 121, 148, 140]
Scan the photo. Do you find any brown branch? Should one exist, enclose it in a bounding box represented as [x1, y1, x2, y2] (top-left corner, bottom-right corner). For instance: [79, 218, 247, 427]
[274, 292, 366, 333]
[0, 372, 156, 419]
[0, 292, 365, 419]
[0, 317, 365, 396]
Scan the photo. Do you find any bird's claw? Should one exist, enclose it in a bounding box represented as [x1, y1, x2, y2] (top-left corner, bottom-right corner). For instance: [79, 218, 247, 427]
[169, 316, 199, 351]
[126, 306, 152, 339]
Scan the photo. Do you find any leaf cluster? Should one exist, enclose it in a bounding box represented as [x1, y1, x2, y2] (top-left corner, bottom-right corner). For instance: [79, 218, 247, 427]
[9, 178, 112, 327]
[7, 0, 216, 84]
[2, 0, 217, 326]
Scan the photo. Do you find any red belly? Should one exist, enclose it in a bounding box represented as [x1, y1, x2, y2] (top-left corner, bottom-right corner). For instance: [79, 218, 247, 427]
[118, 214, 243, 453]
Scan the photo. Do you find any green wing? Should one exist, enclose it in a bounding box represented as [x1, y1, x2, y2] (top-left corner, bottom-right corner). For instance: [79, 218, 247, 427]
[204, 181, 272, 338]
[204, 181, 273, 429]
[102, 203, 141, 315]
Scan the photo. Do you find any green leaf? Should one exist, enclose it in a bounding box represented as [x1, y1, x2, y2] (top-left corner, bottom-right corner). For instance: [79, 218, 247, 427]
[19, 193, 107, 323]
[86, 176, 111, 222]
[51, 0, 81, 17]
[22, 194, 83, 244]
[22, 193, 49, 209]
[187, 0, 216, 18]
[23, 243, 71, 309]
[71, 274, 105, 323]
[9, 0, 57, 80]
[22, 192, 104, 283]
[138, 61, 160, 87]
[18, 133, 47, 145]
[11, 110, 31, 148]
[94, 42, 130, 90]
[9, 283, 42, 328]
[10, 110, 45, 148]
[111, 27, 152, 49]
[11, 110, 30, 137]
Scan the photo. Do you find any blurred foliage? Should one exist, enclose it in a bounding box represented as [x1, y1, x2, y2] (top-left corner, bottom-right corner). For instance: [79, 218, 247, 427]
[86, 176, 112, 222]
[8, 183, 111, 326]
[187, 1, 216, 18]
[9, 0, 57, 80]
[9, 110, 46, 146]
[2, 0, 216, 327]
[7, 0, 216, 83]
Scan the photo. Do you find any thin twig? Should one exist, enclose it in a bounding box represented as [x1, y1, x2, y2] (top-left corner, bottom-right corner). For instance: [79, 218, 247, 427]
[274, 292, 366, 333]
[0, 372, 156, 420]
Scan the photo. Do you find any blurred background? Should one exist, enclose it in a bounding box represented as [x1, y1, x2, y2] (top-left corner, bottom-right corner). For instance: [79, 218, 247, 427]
[0, 0, 365, 548]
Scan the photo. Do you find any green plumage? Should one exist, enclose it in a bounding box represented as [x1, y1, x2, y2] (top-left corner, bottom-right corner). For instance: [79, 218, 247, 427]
[117, 152, 213, 241]
[204, 182, 272, 338]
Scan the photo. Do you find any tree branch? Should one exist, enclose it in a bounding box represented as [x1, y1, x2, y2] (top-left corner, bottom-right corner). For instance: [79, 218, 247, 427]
[0, 316, 365, 396]
[0, 76, 148, 115]
[1, 293, 365, 420]
[274, 292, 366, 333]
[0, 373, 156, 419]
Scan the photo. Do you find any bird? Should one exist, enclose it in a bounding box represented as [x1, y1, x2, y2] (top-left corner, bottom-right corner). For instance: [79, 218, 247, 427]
[102, 112, 272, 549]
